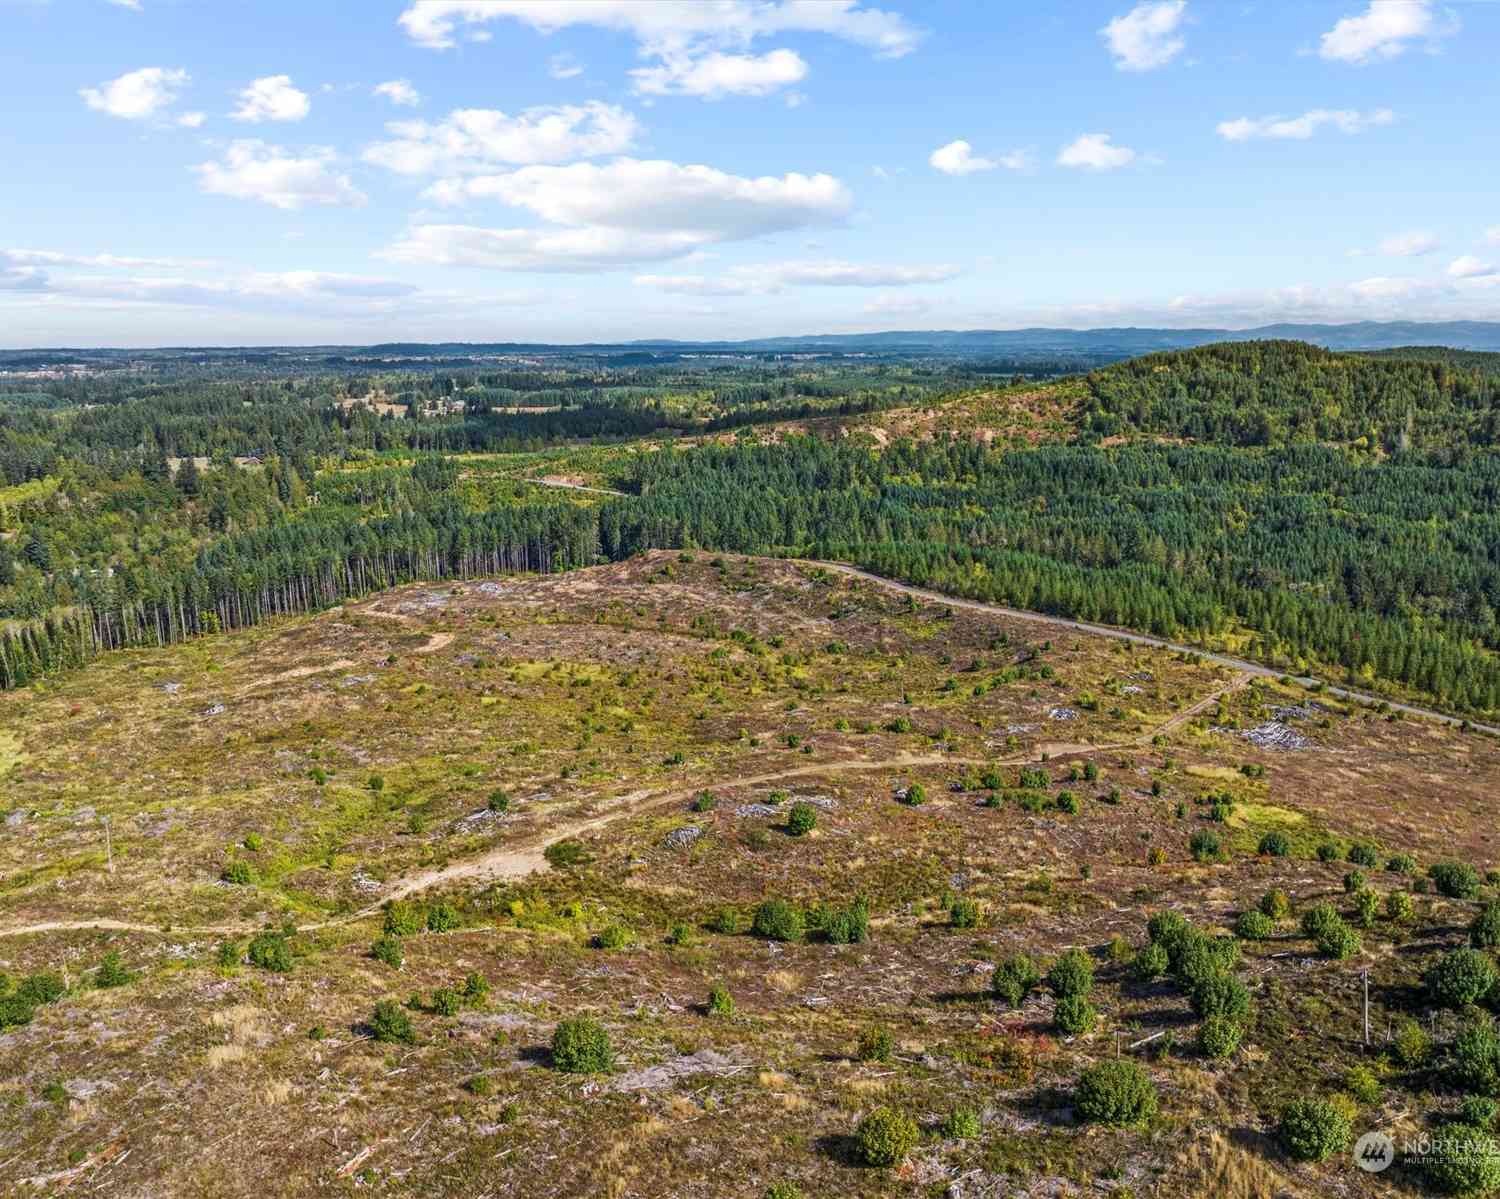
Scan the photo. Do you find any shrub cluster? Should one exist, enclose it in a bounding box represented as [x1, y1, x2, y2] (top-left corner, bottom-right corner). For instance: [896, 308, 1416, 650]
[1074, 1059, 1158, 1126]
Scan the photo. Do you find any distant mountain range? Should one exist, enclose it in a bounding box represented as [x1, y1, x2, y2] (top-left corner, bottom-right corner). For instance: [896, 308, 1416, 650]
[6, 321, 1500, 367]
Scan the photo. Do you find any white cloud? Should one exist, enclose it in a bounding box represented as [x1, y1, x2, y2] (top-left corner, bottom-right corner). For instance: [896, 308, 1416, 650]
[177, 111, 206, 129]
[1349, 275, 1423, 299]
[373, 79, 422, 107]
[1379, 230, 1439, 257]
[397, 0, 922, 58]
[231, 75, 311, 123]
[635, 259, 959, 295]
[193, 141, 367, 210]
[1216, 107, 1394, 141]
[548, 52, 584, 79]
[863, 294, 930, 317]
[79, 67, 189, 121]
[1057, 133, 1137, 170]
[364, 103, 639, 175]
[2, 248, 210, 270]
[1449, 255, 1497, 279]
[631, 48, 808, 98]
[384, 158, 852, 272]
[1319, 0, 1456, 64]
[1101, 1, 1187, 71]
[927, 139, 1031, 176]
[105, 0, 143, 11]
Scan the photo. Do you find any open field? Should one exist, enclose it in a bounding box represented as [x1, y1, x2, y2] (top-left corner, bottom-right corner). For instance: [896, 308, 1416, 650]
[3, 552, 1500, 1196]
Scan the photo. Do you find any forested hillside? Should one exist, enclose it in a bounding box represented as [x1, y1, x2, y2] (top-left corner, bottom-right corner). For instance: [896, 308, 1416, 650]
[8, 342, 1500, 714]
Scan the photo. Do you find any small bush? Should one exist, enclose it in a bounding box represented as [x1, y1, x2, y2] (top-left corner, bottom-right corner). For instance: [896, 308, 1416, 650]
[821, 896, 870, 945]
[432, 987, 462, 1017]
[1453, 1019, 1500, 1095]
[992, 953, 1040, 1006]
[247, 931, 292, 973]
[752, 898, 804, 943]
[463, 973, 489, 1005]
[370, 936, 403, 969]
[856, 1026, 894, 1063]
[1191, 972, 1251, 1021]
[1344, 1065, 1382, 1105]
[1316, 842, 1341, 862]
[1258, 831, 1290, 857]
[215, 940, 241, 970]
[786, 802, 817, 837]
[1074, 1059, 1158, 1126]
[1472, 903, 1500, 950]
[1054, 993, 1097, 1035]
[1386, 891, 1415, 922]
[1189, 829, 1221, 862]
[1056, 790, 1079, 815]
[1234, 910, 1275, 941]
[1458, 1096, 1499, 1130]
[706, 984, 734, 1016]
[426, 902, 461, 933]
[1347, 843, 1381, 868]
[1277, 1097, 1352, 1162]
[1354, 889, 1380, 928]
[596, 924, 633, 950]
[1431, 862, 1483, 900]
[949, 896, 980, 929]
[1047, 948, 1095, 998]
[1427, 949, 1499, 1010]
[221, 859, 256, 885]
[94, 951, 132, 989]
[1387, 852, 1418, 875]
[854, 1106, 919, 1167]
[487, 789, 511, 813]
[711, 908, 740, 935]
[370, 999, 416, 1044]
[1420, 1126, 1500, 1196]
[1147, 910, 1191, 949]
[383, 900, 425, 937]
[1392, 1017, 1432, 1069]
[898, 783, 927, 806]
[1198, 1014, 1243, 1059]
[666, 922, 694, 946]
[551, 1016, 613, 1073]
[544, 840, 588, 869]
[1343, 869, 1367, 895]
[465, 1074, 494, 1097]
[941, 1106, 981, 1139]
[1133, 942, 1169, 981]
[690, 791, 715, 813]
[765, 1185, 804, 1199]
[1319, 921, 1363, 960]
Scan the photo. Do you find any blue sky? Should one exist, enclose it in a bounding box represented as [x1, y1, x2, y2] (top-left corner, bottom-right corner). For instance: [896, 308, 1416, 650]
[0, 0, 1496, 346]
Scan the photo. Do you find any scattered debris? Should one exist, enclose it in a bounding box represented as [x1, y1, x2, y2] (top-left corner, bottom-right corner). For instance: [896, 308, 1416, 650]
[613, 1048, 748, 1091]
[1048, 707, 1079, 721]
[662, 825, 703, 850]
[203, 703, 226, 717]
[161, 682, 182, 694]
[735, 803, 780, 818]
[1234, 721, 1313, 751]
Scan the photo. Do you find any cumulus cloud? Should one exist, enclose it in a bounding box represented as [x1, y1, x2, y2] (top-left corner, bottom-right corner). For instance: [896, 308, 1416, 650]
[364, 103, 639, 175]
[79, 67, 189, 121]
[373, 79, 422, 107]
[631, 49, 808, 98]
[634, 259, 959, 295]
[1216, 107, 1394, 141]
[1379, 230, 1439, 256]
[1449, 255, 1497, 279]
[1101, 1, 1187, 71]
[1319, 0, 1456, 64]
[928, 139, 1031, 176]
[1057, 133, 1136, 170]
[193, 141, 367, 210]
[232, 75, 311, 122]
[383, 158, 852, 272]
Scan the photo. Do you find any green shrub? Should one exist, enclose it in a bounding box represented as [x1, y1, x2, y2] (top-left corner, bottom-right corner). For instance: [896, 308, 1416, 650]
[1074, 1059, 1158, 1126]
[1458, 1096, 1499, 1130]
[1191, 972, 1251, 1021]
[1198, 1015, 1243, 1059]
[1258, 831, 1290, 857]
[752, 898, 804, 942]
[689, 791, 715, 813]
[1386, 891, 1415, 922]
[370, 936, 403, 969]
[221, 859, 256, 885]
[1427, 949, 1499, 1010]
[1056, 790, 1079, 815]
[1133, 942, 1170, 981]
[94, 951, 132, 989]
[949, 896, 980, 929]
[786, 802, 817, 836]
[1347, 843, 1381, 867]
[432, 987, 462, 1017]
[821, 897, 870, 945]
[247, 931, 292, 973]
[941, 1106, 981, 1139]
[1172, 930, 1240, 988]
[1472, 903, 1500, 950]
[1343, 869, 1367, 895]
[898, 783, 927, 806]
[16, 973, 64, 1006]
[487, 789, 511, 813]
[1234, 910, 1275, 940]
[764, 1185, 804, 1199]
[1387, 853, 1418, 875]
[1277, 1097, 1351, 1162]
[707, 984, 734, 1017]
[1420, 1124, 1500, 1196]
[1316, 842, 1341, 862]
[711, 908, 740, 935]
[1354, 889, 1380, 928]
[551, 1016, 613, 1073]
[1259, 889, 1291, 920]
[1431, 862, 1483, 900]
[426, 902, 461, 933]
[544, 840, 588, 869]
[856, 1026, 893, 1063]
[1453, 1019, 1500, 1096]
[1392, 1018, 1433, 1069]
[596, 924, 633, 950]
[1319, 921, 1363, 960]
[1047, 948, 1095, 998]
[1344, 1065, 1382, 1106]
[370, 999, 416, 1044]
[215, 940, 241, 970]
[854, 1106, 919, 1167]
[1189, 829, 1221, 862]
[992, 953, 1040, 1006]
[383, 900, 425, 937]
[666, 922, 694, 946]
[1054, 993, 1097, 1035]
[462, 973, 489, 1005]
[464, 1074, 494, 1097]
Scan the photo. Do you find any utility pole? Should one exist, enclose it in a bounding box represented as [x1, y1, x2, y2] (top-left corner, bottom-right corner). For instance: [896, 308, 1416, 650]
[102, 814, 113, 874]
[1362, 969, 1370, 1048]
